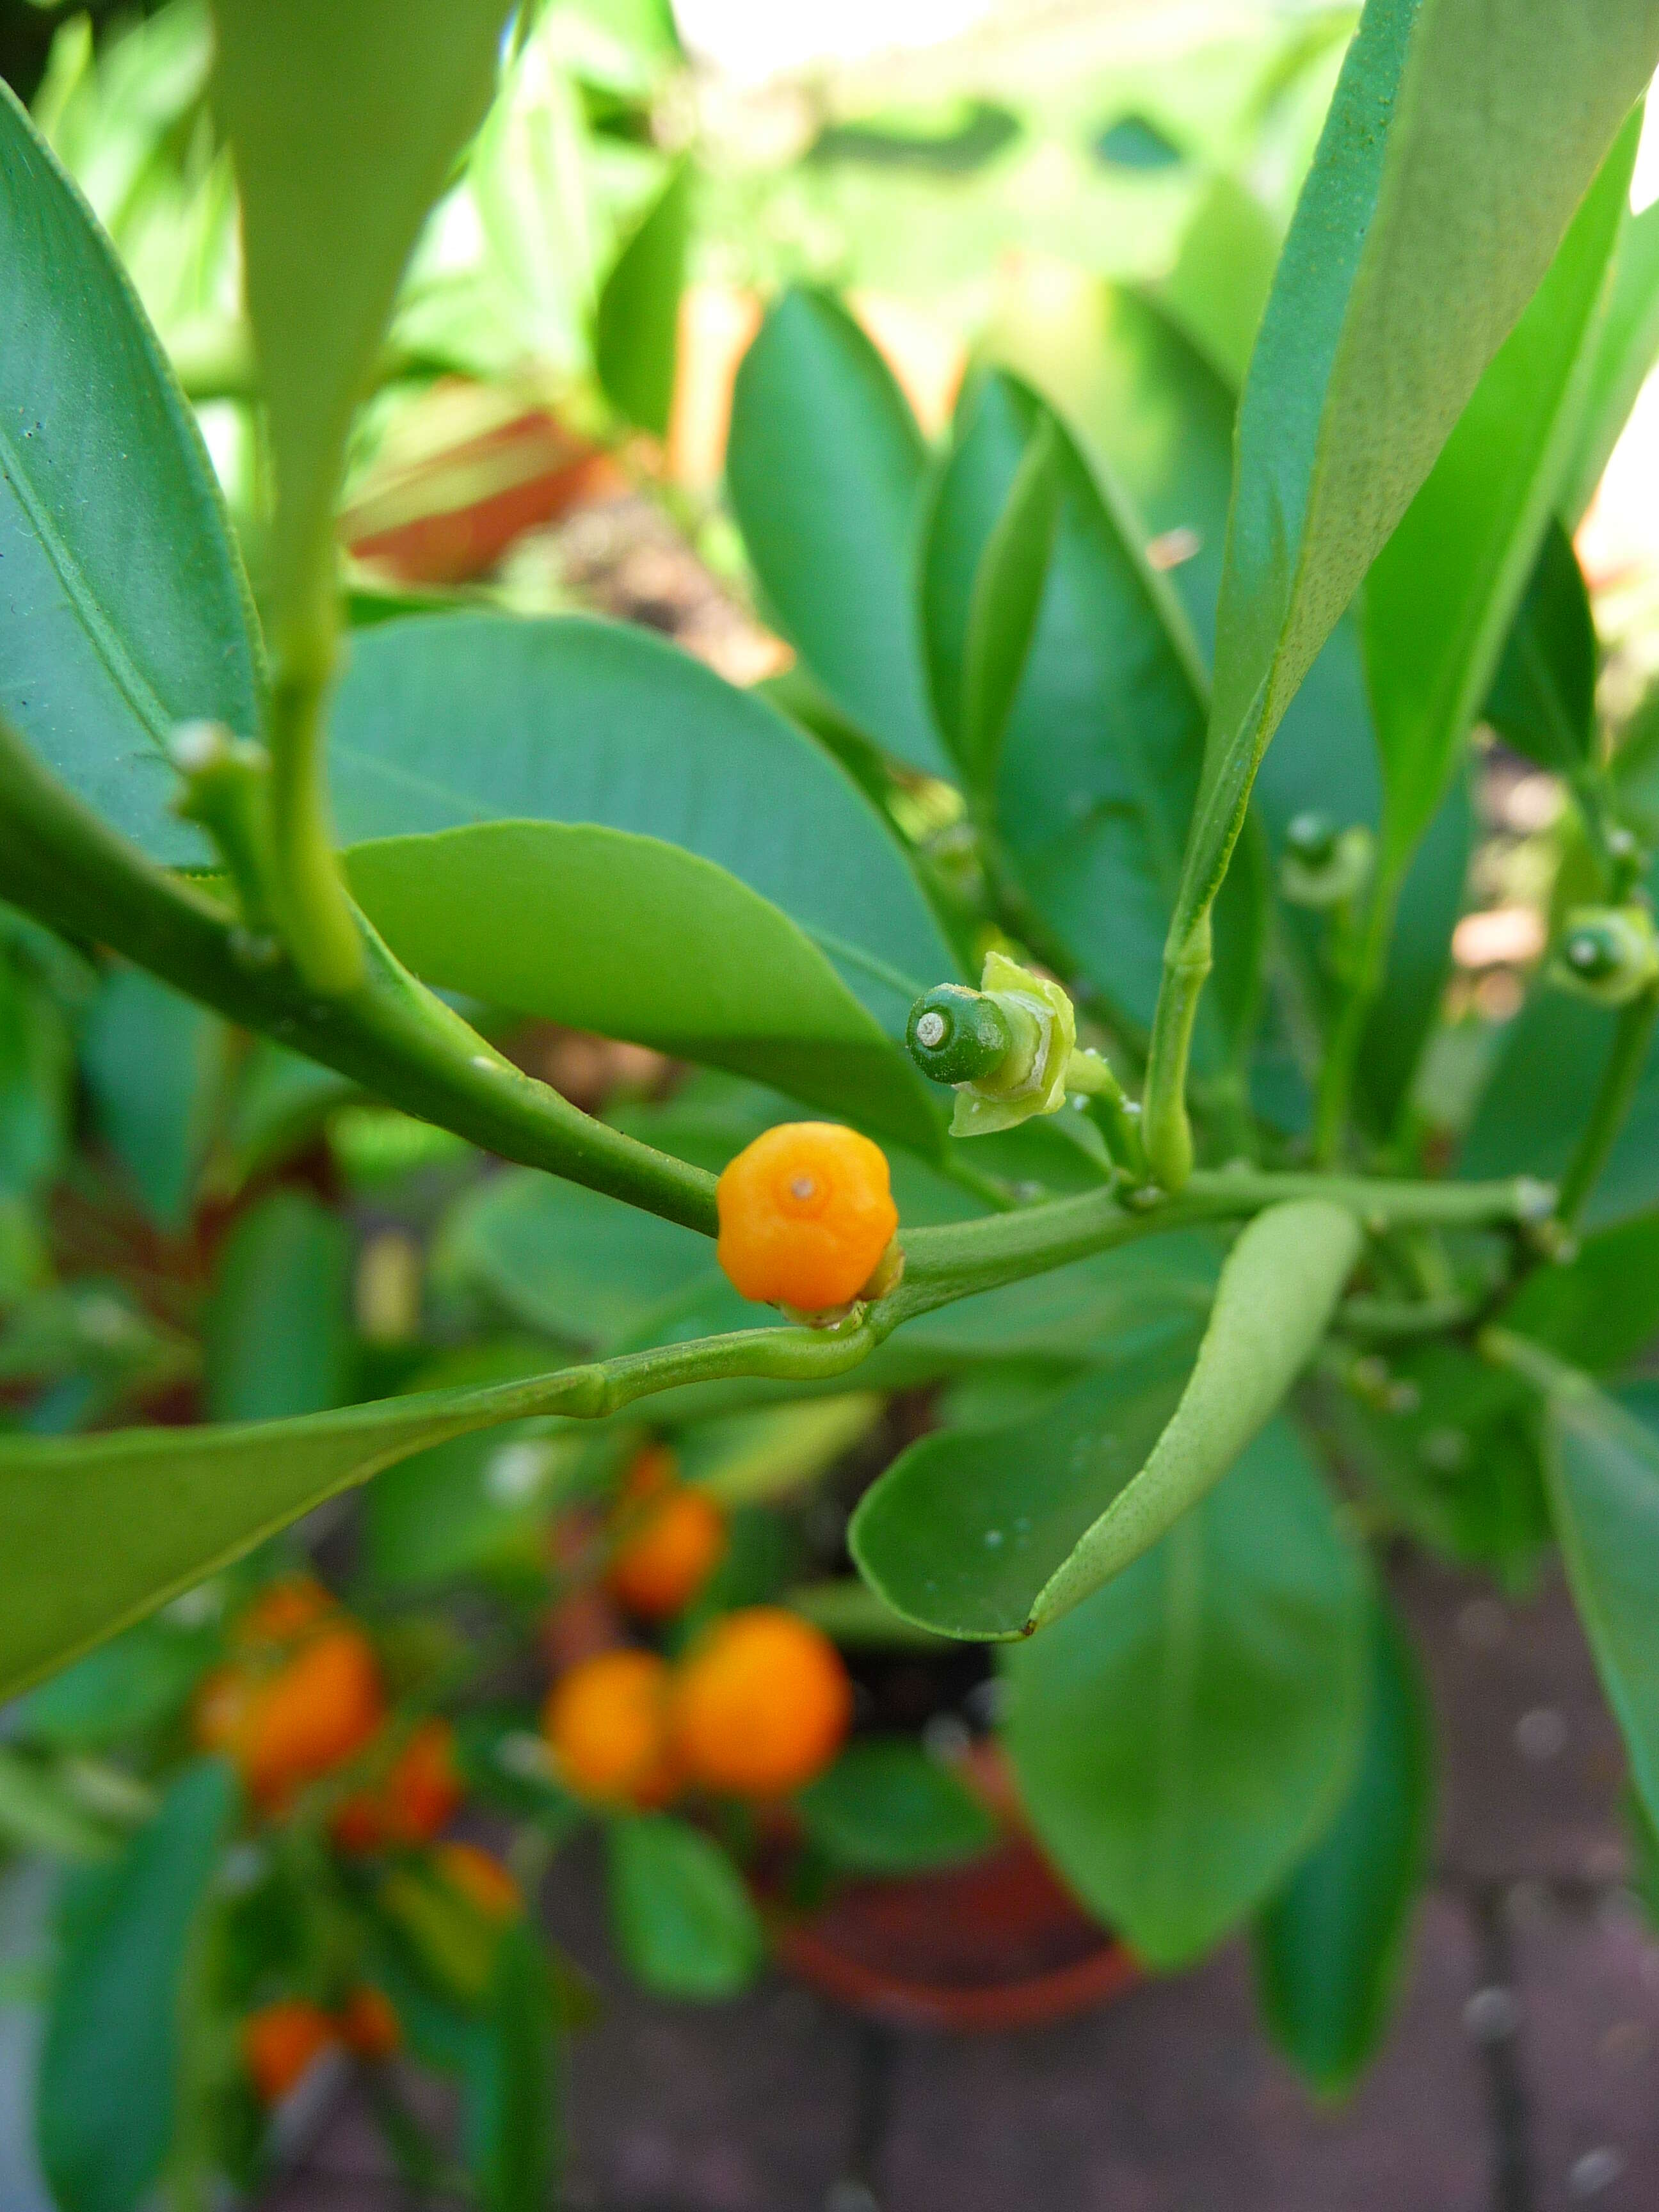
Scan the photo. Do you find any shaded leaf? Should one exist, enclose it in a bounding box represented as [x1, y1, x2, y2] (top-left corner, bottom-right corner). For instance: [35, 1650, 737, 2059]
[726, 289, 947, 776]
[595, 159, 691, 438]
[795, 1738, 996, 1875]
[1501, 1210, 1659, 1375]
[0, 84, 259, 866]
[1001, 1420, 1368, 1968]
[606, 1815, 765, 2000]
[1254, 1598, 1432, 2096]
[204, 1187, 352, 1422]
[459, 1921, 559, 2212]
[80, 968, 223, 1232]
[1483, 519, 1598, 775]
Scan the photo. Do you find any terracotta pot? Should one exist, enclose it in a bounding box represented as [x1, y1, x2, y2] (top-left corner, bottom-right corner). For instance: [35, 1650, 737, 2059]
[773, 1832, 1138, 2035]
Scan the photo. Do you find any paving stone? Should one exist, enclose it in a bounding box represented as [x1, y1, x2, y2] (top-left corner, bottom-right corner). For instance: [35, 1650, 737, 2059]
[545, 1837, 867, 2212]
[1390, 1554, 1628, 1886]
[874, 1891, 1489, 2212]
[1508, 1886, 1659, 2211]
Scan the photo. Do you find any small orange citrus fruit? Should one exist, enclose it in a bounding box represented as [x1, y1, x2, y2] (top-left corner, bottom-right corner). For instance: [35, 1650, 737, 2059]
[671, 1607, 851, 1797]
[434, 1839, 522, 1920]
[234, 1576, 336, 1649]
[242, 2000, 339, 2103]
[607, 1447, 726, 1620]
[716, 1123, 898, 1311]
[196, 1622, 384, 1813]
[543, 1648, 680, 1807]
[332, 1717, 465, 1854]
[339, 1985, 402, 2060]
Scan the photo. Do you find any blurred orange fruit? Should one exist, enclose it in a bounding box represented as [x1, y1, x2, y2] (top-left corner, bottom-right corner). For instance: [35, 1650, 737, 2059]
[332, 1717, 464, 1854]
[234, 1575, 336, 1649]
[242, 2000, 339, 2103]
[434, 1839, 522, 1920]
[607, 1445, 726, 1620]
[671, 1607, 851, 1797]
[543, 1647, 680, 1808]
[339, 1985, 402, 2060]
[196, 1622, 384, 1813]
[716, 1123, 897, 1311]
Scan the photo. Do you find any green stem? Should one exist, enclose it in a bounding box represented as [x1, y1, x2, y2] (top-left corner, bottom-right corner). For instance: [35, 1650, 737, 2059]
[1312, 875, 1395, 1165]
[1555, 981, 1659, 1226]
[266, 636, 365, 996]
[1141, 912, 1212, 1190]
[0, 712, 718, 1234]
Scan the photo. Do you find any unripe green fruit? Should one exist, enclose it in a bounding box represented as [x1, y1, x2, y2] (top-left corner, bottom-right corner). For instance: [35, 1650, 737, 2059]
[906, 986, 1013, 1086]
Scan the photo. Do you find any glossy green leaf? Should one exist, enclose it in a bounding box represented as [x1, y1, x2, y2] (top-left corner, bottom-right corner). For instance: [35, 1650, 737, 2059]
[79, 968, 223, 1233]
[344, 821, 938, 1149]
[209, 0, 513, 630]
[1333, 1341, 1550, 1585]
[434, 1167, 716, 1349]
[1254, 1598, 1432, 2096]
[1176, 0, 1659, 948]
[1155, 173, 1281, 390]
[1001, 1420, 1368, 1968]
[37, 1760, 236, 2212]
[726, 289, 947, 776]
[459, 1921, 559, 2212]
[855, 1201, 1358, 1638]
[0, 84, 259, 867]
[1365, 120, 1633, 872]
[1561, 195, 1659, 523]
[1502, 1211, 1659, 1375]
[1462, 990, 1659, 1229]
[204, 1188, 352, 1422]
[606, 1814, 765, 2001]
[957, 419, 1062, 789]
[1483, 520, 1598, 774]
[595, 159, 690, 438]
[1541, 1364, 1659, 1826]
[328, 614, 959, 1048]
[795, 1738, 996, 1875]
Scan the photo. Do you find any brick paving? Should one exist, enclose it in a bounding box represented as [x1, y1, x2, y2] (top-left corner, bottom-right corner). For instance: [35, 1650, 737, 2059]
[273, 1557, 1659, 2212]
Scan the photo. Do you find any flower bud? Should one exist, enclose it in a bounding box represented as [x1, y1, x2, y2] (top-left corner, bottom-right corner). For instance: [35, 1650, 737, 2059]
[1553, 906, 1659, 1006]
[906, 986, 1014, 1086]
[1279, 817, 1373, 909]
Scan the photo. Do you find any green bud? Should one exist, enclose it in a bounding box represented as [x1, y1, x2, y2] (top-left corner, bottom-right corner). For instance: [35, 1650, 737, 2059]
[1279, 821, 1374, 910]
[906, 986, 1014, 1086]
[1554, 905, 1659, 1006]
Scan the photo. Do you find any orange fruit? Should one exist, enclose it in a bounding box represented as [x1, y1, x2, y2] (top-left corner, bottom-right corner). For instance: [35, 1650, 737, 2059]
[716, 1123, 898, 1311]
[543, 1648, 680, 1808]
[234, 1576, 336, 1649]
[242, 2000, 339, 2103]
[671, 1608, 851, 1797]
[195, 1623, 384, 1813]
[339, 1985, 402, 2060]
[607, 1447, 726, 1620]
[434, 1839, 522, 1919]
[332, 1717, 464, 1854]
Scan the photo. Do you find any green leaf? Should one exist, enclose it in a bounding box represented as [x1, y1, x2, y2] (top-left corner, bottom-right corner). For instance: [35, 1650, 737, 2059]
[435, 1167, 715, 1348]
[853, 1200, 1359, 1639]
[1364, 119, 1633, 871]
[1175, 0, 1659, 947]
[794, 1738, 996, 1875]
[37, 1760, 237, 2212]
[204, 1188, 352, 1422]
[1483, 519, 1598, 774]
[1254, 1598, 1432, 2096]
[1502, 1210, 1659, 1375]
[1154, 173, 1282, 390]
[208, 0, 513, 631]
[957, 419, 1063, 790]
[726, 289, 947, 776]
[1560, 194, 1659, 523]
[364, 1421, 571, 1591]
[1356, 769, 1473, 1136]
[1462, 989, 1659, 1228]
[594, 159, 690, 438]
[458, 1921, 559, 2212]
[675, 1397, 885, 1507]
[1541, 1363, 1659, 1827]
[606, 1815, 765, 2001]
[1001, 1420, 1368, 1969]
[15, 1615, 216, 1751]
[80, 968, 223, 1233]
[0, 83, 259, 867]
[344, 821, 938, 1150]
[328, 614, 958, 1049]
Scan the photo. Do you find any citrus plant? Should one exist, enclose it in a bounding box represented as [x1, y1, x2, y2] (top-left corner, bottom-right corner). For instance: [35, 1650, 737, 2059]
[8, 0, 1659, 2198]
